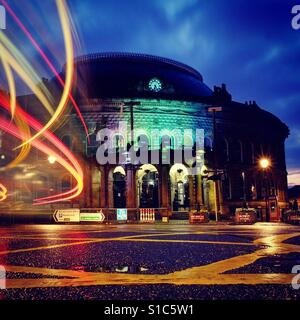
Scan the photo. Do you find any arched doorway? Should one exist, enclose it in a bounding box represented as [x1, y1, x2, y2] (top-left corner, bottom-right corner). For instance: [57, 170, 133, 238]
[112, 166, 126, 208]
[136, 164, 159, 208]
[169, 164, 189, 211]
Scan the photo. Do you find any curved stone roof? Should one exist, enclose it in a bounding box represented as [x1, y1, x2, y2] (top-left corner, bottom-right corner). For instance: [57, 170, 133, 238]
[62, 52, 212, 101]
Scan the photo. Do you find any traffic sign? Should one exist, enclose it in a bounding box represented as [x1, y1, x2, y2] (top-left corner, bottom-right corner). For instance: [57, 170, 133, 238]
[117, 208, 127, 221]
[53, 209, 80, 222]
[80, 210, 105, 222]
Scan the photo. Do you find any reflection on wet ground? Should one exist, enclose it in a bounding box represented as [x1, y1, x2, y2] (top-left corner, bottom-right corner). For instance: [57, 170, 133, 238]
[0, 222, 300, 299]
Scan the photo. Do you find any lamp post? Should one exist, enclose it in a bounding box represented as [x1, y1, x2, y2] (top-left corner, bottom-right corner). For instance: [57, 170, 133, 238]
[122, 101, 141, 210]
[241, 171, 247, 208]
[208, 106, 222, 221]
[48, 155, 57, 165]
[259, 158, 271, 222]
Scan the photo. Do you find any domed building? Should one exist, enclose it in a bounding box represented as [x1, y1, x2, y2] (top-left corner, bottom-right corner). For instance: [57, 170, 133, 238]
[1, 52, 289, 222]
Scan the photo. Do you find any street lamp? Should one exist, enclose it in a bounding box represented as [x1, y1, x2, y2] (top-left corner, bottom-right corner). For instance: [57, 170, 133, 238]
[208, 106, 223, 221]
[48, 155, 57, 164]
[121, 101, 141, 210]
[259, 158, 270, 170]
[259, 157, 271, 221]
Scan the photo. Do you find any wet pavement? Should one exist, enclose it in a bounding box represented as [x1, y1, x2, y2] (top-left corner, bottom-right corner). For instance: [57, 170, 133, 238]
[0, 222, 300, 300]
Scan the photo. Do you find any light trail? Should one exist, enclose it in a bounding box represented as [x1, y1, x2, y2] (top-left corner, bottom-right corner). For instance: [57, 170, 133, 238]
[0, 0, 90, 141]
[0, 0, 86, 204]
[0, 29, 54, 106]
[0, 42, 54, 116]
[0, 93, 83, 204]
[0, 92, 30, 171]
[0, 116, 83, 204]
[0, 183, 7, 202]
[0, 54, 32, 170]
[15, 0, 74, 149]
[1, 56, 16, 118]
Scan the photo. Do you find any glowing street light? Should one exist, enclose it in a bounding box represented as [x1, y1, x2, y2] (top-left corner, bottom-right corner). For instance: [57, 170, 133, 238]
[259, 157, 271, 222]
[259, 158, 270, 169]
[48, 155, 57, 164]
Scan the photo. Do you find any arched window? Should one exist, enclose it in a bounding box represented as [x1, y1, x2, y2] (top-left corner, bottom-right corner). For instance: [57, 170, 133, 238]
[184, 134, 193, 148]
[248, 180, 257, 200]
[92, 168, 101, 207]
[238, 173, 245, 199]
[161, 135, 173, 150]
[222, 174, 231, 200]
[219, 138, 229, 163]
[254, 143, 263, 161]
[137, 134, 150, 150]
[113, 166, 126, 208]
[204, 137, 213, 152]
[243, 141, 254, 164]
[112, 134, 125, 149]
[256, 179, 263, 200]
[230, 139, 242, 163]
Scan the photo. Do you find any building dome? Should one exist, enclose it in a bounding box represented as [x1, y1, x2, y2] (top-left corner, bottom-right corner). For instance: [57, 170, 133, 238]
[66, 52, 212, 101]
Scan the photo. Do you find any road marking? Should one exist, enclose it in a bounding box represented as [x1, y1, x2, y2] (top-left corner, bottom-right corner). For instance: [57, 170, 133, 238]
[1, 227, 300, 289]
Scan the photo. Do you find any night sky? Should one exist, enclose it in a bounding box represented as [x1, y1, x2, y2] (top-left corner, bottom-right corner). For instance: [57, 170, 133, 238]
[2, 0, 300, 186]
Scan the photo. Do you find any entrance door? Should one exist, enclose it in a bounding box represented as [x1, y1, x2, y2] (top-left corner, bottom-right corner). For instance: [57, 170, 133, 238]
[113, 171, 126, 208]
[136, 164, 159, 208]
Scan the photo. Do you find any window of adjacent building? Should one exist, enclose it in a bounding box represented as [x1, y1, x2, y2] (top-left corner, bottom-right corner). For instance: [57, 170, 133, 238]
[222, 174, 231, 200]
[230, 139, 243, 163]
[243, 141, 254, 164]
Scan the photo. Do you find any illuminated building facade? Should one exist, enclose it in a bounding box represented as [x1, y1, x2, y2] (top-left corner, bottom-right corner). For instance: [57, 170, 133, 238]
[0, 53, 289, 221]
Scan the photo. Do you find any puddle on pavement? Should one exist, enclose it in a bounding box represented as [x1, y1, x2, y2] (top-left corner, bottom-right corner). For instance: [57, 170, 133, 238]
[71, 265, 149, 273]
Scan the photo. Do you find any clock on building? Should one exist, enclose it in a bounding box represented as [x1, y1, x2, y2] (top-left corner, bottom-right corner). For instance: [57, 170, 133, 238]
[148, 78, 162, 92]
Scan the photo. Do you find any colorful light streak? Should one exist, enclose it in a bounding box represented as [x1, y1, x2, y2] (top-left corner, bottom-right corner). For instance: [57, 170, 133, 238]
[14, 0, 73, 149]
[0, 116, 83, 205]
[0, 93, 83, 204]
[0, 0, 86, 204]
[0, 0, 89, 140]
[0, 183, 7, 202]
[0, 42, 54, 116]
[0, 54, 32, 171]
[0, 30, 54, 107]
[1, 56, 16, 118]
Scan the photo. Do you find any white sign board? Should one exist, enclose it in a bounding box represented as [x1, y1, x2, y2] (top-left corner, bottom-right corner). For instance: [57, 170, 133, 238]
[53, 209, 80, 222]
[0, 5, 6, 30]
[208, 106, 222, 112]
[80, 211, 105, 222]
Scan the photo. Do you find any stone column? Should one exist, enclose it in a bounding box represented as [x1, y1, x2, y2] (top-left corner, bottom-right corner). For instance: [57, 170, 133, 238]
[100, 166, 106, 208]
[126, 166, 136, 208]
[196, 174, 204, 209]
[188, 175, 196, 210]
[160, 165, 170, 216]
[86, 162, 92, 208]
[104, 165, 109, 208]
